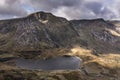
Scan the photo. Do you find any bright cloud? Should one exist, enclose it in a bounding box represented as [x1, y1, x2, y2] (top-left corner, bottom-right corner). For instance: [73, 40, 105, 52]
[0, 0, 120, 20]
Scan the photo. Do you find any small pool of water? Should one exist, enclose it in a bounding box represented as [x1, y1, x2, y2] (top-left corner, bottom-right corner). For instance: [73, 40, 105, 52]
[16, 56, 82, 70]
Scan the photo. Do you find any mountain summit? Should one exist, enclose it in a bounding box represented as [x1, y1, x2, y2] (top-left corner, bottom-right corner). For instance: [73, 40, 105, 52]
[0, 12, 79, 51]
[0, 12, 120, 80]
[0, 11, 120, 53]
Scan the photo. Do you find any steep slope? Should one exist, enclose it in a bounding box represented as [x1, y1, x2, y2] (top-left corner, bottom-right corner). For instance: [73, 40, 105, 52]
[0, 12, 120, 80]
[71, 19, 120, 54]
[0, 11, 120, 54]
[0, 12, 79, 51]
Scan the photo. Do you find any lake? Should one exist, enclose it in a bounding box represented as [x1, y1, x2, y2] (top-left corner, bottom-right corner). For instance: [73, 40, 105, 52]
[16, 56, 82, 70]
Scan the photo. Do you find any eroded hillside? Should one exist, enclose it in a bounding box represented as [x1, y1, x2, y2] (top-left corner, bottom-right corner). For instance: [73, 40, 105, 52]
[0, 12, 120, 54]
[0, 12, 120, 80]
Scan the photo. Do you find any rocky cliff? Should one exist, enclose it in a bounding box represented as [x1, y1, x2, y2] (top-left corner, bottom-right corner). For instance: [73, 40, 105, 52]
[0, 12, 120, 80]
[71, 19, 120, 54]
[0, 12, 79, 51]
[0, 11, 120, 54]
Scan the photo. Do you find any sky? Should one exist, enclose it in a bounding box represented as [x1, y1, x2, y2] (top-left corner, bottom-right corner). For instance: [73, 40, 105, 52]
[0, 0, 120, 20]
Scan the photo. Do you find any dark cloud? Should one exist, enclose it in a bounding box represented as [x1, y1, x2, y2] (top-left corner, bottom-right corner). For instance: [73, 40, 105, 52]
[85, 2, 103, 14]
[0, 0, 120, 20]
[84, 1, 116, 19]
[27, 0, 81, 11]
[0, 0, 27, 18]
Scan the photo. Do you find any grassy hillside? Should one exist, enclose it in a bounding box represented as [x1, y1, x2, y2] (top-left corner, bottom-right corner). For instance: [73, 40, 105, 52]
[0, 12, 120, 80]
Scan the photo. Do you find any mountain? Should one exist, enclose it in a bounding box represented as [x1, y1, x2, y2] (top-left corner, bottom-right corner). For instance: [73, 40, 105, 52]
[71, 19, 120, 54]
[0, 12, 120, 80]
[0, 12, 79, 51]
[0, 11, 120, 54]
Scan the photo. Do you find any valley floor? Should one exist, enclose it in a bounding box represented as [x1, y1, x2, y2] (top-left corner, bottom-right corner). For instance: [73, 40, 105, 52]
[0, 47, 120, 80]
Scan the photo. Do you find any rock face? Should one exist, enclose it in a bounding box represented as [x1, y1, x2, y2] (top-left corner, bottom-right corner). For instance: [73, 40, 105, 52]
[0, 12, 79, 51]
[0, 11, 120, 53]
[71, 19, 120, 53]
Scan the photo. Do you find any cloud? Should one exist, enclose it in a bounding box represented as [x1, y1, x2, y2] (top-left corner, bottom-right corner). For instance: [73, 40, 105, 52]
[0, 0, 120, 20]
[85, 2, 103, 14]
[24, 0, 81, 12]
[83, 1, 116, 19]
[0, 0, 27, 19]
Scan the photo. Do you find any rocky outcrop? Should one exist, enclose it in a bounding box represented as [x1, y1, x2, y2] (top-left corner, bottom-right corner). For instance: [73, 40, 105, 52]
[71, 19, 120, 53]
[91, 30, 117, 43]
[0, 12, 79, 51]
[0, 11, 120, 53]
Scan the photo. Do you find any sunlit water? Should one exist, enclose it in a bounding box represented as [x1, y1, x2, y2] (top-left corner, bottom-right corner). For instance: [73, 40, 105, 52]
[16, 56, 82, 70]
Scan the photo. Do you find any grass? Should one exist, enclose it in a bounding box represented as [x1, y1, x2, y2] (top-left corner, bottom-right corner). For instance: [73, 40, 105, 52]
[67, 47, 120, 68]
[0, 53, 14, 58]
[0, 47, 120, 80]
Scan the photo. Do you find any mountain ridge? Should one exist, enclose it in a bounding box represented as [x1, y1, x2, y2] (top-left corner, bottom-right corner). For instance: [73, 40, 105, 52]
[0, 11, 120, 80]
[0, 11, 120, 54]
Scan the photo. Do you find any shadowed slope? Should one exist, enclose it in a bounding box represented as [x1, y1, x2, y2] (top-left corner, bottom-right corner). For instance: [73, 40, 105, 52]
[0, 12, 120, 54]
[0, 12, 79, 51]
